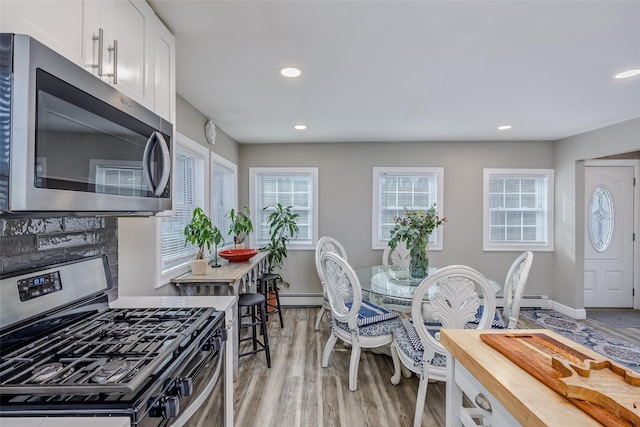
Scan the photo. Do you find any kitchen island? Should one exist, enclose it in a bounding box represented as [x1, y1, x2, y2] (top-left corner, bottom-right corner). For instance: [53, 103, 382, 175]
[440, 328, 611, 427]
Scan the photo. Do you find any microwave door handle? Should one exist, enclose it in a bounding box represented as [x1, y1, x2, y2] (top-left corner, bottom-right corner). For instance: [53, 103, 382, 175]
[142, 132, 156, 195]
[154, 132, 171, 196]
[142, 131, 171, 196]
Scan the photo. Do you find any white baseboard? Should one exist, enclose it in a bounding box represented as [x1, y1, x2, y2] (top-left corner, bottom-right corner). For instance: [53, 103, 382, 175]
[496, 294, 550, 309]
[550, 301, 586, 319]
[282, 293, 553, 310]
[280, 293, 323, 307]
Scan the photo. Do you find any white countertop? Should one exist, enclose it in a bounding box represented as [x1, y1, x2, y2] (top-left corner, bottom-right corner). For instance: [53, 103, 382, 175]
[109, 295, 235, 311]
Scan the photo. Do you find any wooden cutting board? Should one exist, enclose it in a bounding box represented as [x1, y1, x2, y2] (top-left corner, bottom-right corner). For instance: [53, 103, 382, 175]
[480, 332, 640, 427]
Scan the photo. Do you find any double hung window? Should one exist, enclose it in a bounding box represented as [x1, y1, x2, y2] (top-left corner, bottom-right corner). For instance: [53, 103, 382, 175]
[372, 167, 444, 250]
[483, 168, 554, 251]
[159, 134, 209, 276]
[211, 153, 237, 249]
[250, 167, 318, 249]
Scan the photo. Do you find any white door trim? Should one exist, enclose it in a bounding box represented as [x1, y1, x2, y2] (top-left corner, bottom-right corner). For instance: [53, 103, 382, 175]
[584, 159, 639, 309]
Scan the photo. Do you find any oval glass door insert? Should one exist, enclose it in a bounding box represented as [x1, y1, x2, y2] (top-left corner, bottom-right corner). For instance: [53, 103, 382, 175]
[589, 186, 614, 252]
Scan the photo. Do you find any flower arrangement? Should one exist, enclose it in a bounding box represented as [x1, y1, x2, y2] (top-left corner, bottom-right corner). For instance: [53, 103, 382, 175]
[387, 204, 447, 278]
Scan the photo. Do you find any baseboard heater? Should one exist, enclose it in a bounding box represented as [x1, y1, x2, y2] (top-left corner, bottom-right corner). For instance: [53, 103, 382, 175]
[496, 294, 550, 309]
[282, 293, 551, 309]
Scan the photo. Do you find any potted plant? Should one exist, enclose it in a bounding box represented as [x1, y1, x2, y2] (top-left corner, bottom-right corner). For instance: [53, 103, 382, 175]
[259, 203, 299, 288]
[184, 207, 224, 274]
[227, 207, 254, 249]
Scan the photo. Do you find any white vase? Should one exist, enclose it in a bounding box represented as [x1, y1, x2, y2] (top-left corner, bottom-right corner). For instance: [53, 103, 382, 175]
[190, 258, 209, 275]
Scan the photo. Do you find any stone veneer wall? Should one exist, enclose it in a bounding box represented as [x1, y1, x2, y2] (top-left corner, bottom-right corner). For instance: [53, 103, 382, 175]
[0, 217, 118, 298]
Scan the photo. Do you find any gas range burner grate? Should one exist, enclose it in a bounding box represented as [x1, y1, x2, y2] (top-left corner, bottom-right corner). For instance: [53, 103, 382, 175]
[0, 307, 216, 395]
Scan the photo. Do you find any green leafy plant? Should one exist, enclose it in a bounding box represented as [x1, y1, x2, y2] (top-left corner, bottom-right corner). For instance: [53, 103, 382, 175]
[387, 204, 446, 278]
[387, 204, 447, 250]
[259, 203, 299, 288]
[184, 207, 224, 259]
[227, 207, 254, 245]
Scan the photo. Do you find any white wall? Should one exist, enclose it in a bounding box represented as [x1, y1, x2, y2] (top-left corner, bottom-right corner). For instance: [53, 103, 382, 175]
[553, 118, 640, 309]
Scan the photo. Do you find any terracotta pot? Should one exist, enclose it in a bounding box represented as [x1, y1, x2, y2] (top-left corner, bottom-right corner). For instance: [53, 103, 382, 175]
[190, 258, 209, 275]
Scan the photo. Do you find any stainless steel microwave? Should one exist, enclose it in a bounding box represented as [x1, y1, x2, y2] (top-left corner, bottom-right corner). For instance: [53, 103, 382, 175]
[0, 33, 173, 217]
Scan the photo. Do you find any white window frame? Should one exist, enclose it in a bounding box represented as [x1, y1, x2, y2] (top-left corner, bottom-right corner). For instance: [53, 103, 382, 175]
[372, 167, 445, 250]
[155, 133, 210, 287]
[249, 167, 318, 250]
[210, 152, 238, 250]
[483, 168, 554, 252]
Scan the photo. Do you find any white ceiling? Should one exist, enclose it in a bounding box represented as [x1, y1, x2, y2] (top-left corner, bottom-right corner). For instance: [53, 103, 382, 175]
[148, 0, 640, 144]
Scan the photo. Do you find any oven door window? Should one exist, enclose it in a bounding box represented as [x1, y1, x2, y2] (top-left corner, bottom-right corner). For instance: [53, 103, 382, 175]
[34, 69, 170, 198]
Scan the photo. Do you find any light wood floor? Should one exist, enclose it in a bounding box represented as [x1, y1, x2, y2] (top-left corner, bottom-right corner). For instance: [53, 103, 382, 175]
[185, 307, 640, 427]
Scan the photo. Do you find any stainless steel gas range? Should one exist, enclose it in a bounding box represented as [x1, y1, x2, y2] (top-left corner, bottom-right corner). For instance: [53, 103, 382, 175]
[0, 255, 227, 427]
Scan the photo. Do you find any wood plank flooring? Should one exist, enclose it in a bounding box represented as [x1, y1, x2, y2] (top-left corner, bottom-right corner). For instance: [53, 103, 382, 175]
[185, 307, 640, 427]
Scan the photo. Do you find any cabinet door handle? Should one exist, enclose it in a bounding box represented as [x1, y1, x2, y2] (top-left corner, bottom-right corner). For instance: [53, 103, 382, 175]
[91, 28, 104, 76]
[107, 40, 118, 84]
[475, 393, 492, 412]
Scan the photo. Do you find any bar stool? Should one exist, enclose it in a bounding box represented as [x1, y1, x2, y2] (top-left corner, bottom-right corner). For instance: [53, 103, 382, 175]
[238, 292, 271, 368]
[257, 273, 284, 328]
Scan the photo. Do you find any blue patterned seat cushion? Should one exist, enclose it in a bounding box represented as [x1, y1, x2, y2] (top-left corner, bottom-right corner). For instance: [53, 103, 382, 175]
[469, 305, 507, 329]
[393, 306, 505, 368]
[344, 300, 399, 326]
[393, 319, 447, 367]
[333, 316, 403, 337]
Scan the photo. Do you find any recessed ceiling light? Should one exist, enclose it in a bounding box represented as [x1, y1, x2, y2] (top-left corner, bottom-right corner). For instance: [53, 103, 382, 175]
[294, 124, 307, 130]
[614, 69, 640, 79]
[497, 125, 513, 130]
[279, 67, 302, 78]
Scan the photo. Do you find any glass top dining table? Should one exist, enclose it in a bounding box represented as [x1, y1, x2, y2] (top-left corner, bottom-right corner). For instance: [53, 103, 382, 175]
[354, 265, 502, 303]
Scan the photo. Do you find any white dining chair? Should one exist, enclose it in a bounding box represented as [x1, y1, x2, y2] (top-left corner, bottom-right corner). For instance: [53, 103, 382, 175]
[389, 265, 497, 427]
[320, 251, 401, 391]
[501, 251, 534, 329]
[379, 244, 415, 313]
[314, 236, 349, 330]
[382, 243, 411, 268]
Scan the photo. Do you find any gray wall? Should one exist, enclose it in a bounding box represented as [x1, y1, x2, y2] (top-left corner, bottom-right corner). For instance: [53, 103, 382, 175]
[0, 217, 119, 299]
[239, 140, 556, 303]
[116, 95, 241, 297]
[553, 117, 640, 309]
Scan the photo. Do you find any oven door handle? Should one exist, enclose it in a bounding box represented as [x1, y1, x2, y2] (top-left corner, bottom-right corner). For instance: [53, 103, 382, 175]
[142, 131, 171, 196]
[169, 341, 225, 427]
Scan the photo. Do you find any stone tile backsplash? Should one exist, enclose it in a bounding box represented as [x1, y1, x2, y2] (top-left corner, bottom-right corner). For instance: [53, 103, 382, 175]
[0, 216, 118, 297]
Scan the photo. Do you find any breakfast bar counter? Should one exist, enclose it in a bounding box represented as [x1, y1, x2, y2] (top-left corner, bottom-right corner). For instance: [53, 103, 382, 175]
[440, 329, 608, 427]
[171, 251, 269, 297]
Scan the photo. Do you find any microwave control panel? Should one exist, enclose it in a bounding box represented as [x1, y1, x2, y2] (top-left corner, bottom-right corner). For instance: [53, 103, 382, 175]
[17, 271, 63, 301]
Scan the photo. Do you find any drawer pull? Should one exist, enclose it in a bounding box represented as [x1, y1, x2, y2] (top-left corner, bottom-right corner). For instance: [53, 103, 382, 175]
[475, 393, 492, 412]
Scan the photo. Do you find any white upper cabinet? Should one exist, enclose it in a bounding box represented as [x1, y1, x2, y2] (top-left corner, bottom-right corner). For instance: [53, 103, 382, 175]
[1, 0, 175, 123]
[83, 0, 153, 110]
[0, 1, 86, 64]
[151, 18, 176, 123]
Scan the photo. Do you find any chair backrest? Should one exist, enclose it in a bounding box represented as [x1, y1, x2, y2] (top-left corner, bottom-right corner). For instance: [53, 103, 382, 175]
[320, 251, 362, 331]
[411, 265, 497, 357]
[315, 236, 348, 284]
[502, 251, 534, 329]
[382, 244, 411, 267]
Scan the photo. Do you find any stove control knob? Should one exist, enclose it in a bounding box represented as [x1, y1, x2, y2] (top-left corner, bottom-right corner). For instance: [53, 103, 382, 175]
[162, 396, 180, 418]
[176, 377, 193, 397]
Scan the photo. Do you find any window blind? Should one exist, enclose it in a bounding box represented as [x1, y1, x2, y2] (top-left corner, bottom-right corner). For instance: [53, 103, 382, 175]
[211, 160, 236, 247]
[161, 145, 206, 273]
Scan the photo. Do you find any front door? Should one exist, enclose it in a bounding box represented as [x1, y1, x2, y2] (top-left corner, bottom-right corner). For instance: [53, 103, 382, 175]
[584, 164, 635, 308]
